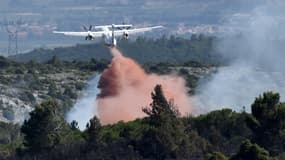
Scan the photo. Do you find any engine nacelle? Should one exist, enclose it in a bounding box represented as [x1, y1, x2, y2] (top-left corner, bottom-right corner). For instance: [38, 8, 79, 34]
[123, 32, 129, 40]
[85, 35, 94, 40]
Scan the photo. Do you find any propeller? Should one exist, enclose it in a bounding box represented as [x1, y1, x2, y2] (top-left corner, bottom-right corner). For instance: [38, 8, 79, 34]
[117, 21, 131, 30]
[82, 25, 93, 31]
[123, 21, 132, 30]
[82, 25, 93, 40]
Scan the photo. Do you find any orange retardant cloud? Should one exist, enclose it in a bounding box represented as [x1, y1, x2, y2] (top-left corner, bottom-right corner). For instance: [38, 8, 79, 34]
[97, 48, 192, 124]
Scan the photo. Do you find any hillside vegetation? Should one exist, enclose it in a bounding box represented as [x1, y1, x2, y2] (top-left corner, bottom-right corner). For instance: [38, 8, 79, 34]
[0, 55, 109, 124]
[10, 35, 222, 65]
[1, 86, 285, 160]
[1, 36, 284, 159]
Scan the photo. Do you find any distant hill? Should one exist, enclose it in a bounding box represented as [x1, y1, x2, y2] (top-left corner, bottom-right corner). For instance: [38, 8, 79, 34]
[9, 36, 223, 65]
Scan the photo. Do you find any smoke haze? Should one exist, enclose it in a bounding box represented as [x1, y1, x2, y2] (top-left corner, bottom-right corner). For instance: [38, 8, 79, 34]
[66, 75, 100, 130]
[97, 48, 192, 124]
[66, 1, 285, 126]
[195, 1, 285, 112]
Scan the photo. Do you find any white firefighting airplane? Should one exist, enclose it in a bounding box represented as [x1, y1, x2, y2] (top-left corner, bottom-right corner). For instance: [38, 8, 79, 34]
[53, 24, 163, 47]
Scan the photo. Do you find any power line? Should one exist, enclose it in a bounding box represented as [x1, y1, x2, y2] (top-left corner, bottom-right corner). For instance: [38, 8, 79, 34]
[2, 19, 23, 56]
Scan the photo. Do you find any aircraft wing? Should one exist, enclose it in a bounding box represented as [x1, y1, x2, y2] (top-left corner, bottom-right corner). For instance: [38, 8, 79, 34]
[113, 26, 164, 36]
[95, 24, 133, 29]
[53, 31, 104, 37]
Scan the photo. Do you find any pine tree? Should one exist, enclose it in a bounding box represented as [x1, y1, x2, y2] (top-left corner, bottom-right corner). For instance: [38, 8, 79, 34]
[141, 85, 190, 159]
[206, 152, 228, 160]
[230, 140, 274, 160]
[246, 92, 285, 155]
[85, 116, 101, 144]
[21, 100, 69, 152]
[142, 85, 180, 126]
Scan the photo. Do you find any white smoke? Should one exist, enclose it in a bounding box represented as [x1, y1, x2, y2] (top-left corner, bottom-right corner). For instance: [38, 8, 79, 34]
[66, 75, 101, 130]
[195, 1, 285, 112]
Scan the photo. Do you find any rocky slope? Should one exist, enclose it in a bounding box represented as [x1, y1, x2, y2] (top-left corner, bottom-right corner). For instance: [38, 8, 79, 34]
[0, 59, 97, 124]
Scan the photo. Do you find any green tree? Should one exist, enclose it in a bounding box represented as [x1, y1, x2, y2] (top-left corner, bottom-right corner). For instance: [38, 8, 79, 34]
[85, 116, 101, 145]
[276, 152, 285, 160]
[230, 140, 275, 160]
[206, 152, 228, 160]
[191, 109, 252, 154]
[0, 56, 11, 68]
[47, 81, 57, 97]
[140, 85, 190, 159]
[21, 100, 70, 152]
[63, 86, 77, 99]
[142, 85, 180, 125]
[47, 55, 61, 66]
[246, 92, 285, 155]
[70, 120, 79, 130]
